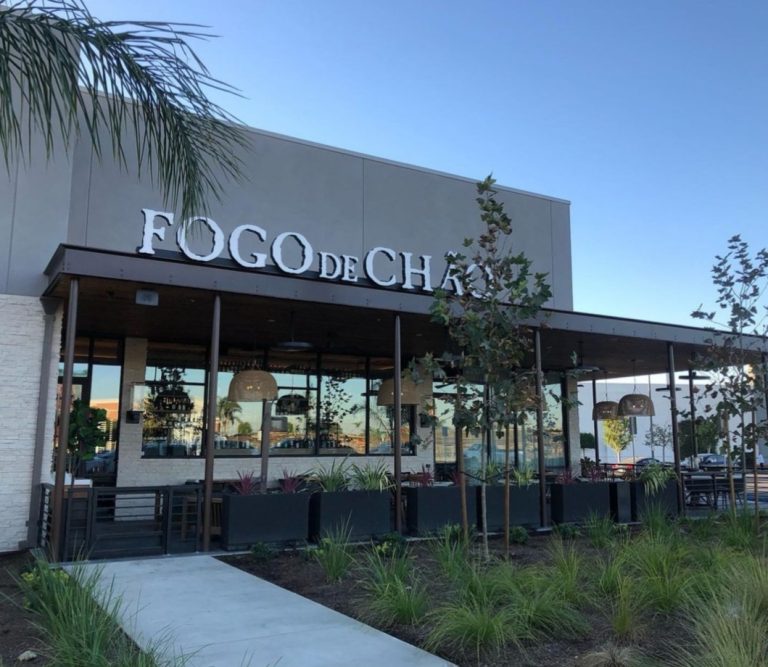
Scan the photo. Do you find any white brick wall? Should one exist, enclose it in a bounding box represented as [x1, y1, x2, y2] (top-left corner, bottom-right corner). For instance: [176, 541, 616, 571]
[0, 296, 60, 553]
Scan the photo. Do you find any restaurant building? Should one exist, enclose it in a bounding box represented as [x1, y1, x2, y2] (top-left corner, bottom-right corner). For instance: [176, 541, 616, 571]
[1, 114, 755, 555]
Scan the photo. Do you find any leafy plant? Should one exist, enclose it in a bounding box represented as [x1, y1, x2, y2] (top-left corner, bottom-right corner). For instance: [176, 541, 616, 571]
[553, 523, 581, 540]
[584, 512, 616, 549]
[349, 460, 392, 491]
[603, 418, 632, 463]
[17, 556, 186, 666]
[278, 469, 303, 493]
[555, 469, 576, 485]
[231, 470, 258, 495]
[411, 464, 434, 487]
[431, 524, 472, 583]
[310, 459, 350, 492]
[362, 545, 427, 626]
[313, 522, 354, 582]
[508, 525, 529, 545]
[511, 466, 536, 487]
[579, 643, 648, 667]
[249, 542, 275, 562]
[638, 463, 676, 496]
[374, 532, 408, 559]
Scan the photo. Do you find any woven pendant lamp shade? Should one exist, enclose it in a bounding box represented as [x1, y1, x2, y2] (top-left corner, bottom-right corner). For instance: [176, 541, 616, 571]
[592, 401, 619, 420]
[617, 393, 655, 417]
[376, 377, 432, 406]
[227, 370, 278, 402]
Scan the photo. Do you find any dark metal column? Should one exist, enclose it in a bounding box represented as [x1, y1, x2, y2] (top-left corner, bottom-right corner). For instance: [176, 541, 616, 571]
[202, 294, 221, 551]
[393, 314, 403, 533]
[667, 342, 685, 515]
[51, 278, 79, 560]
[591, 377, 601, 467]
[534, 329, 548, 528]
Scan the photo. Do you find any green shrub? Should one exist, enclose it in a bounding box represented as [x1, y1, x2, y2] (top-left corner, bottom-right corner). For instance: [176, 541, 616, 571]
[509, 525, 529, 545]
[426, 596, 517, 664]
[17, 557, 184, 666]
[721, 510, 759, 551]
[365, 575, 429, 627]
[374, 532, 408, 559]
[431, 525, 472, 583]
[249, 542, 275, 562]
[349, 460, 392, 491]
[313, 522, 354, 582]
[584, 512, 615, 549]
[553, 523, 581, 540]
[547, 536, 584, 604]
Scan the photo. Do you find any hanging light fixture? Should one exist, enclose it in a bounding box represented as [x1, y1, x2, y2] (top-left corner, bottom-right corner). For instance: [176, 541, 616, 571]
[617, 360, 654, 417]
[274, 310, 313, 352]
[376, 376, 432, 406]
[592, 371, 618, 420]
[227, 369, 278, 402]
[593, 401, 619, 420]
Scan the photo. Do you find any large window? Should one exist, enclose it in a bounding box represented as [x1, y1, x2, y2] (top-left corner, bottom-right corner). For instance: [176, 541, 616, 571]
[140, 344, 417, 458]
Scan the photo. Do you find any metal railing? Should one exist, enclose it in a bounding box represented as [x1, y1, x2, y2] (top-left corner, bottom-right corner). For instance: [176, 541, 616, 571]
[38, 483, 204, 561]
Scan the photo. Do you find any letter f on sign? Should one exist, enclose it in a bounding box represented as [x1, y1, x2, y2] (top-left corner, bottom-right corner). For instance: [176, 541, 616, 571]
[138, 209, 175, 254]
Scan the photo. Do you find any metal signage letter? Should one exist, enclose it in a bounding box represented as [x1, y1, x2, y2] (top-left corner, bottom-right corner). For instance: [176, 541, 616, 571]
[229, 224, 268, 268]
[138, 209, 174, 255]
[177, 217, 225, 262]
[363, 247, 397, 287]
[271, 232, 313, 275]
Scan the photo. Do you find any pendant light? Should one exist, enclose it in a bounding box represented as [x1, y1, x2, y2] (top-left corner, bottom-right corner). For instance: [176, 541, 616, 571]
[617, 361, 654, 417]
[592, 372, 619, 420]
[227, 369, 278, 402]
[376, 376, 432, 406]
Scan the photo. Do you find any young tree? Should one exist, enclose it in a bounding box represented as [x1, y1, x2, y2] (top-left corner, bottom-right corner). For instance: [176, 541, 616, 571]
[1, 0, 245, 220]
[580, 432, 596, 453]
[430, 175, 551, 558]
[603, 418, 632, 463]
[677, 416, 719, 460]
[216, 397, 242, 435]
[692, 235, 768, 522]
[643, 424, 672, 462]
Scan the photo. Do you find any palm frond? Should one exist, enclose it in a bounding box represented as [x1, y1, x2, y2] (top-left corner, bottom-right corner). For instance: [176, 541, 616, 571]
[0, 0, 247, 219]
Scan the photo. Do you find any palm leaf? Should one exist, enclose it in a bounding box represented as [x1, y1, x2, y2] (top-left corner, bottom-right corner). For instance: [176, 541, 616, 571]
[0, 0, 247, 220]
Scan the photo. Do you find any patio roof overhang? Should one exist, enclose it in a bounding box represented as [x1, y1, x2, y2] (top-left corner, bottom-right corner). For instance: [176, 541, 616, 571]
[44, 244, 768, 377]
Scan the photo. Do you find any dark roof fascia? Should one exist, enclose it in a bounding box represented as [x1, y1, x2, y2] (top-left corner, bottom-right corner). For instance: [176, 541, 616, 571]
[44, 244, 768, 353]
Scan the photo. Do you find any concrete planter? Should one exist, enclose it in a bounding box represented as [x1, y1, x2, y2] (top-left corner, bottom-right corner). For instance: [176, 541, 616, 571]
[550, 482, 612, 524]
[308, 490, 392, 542]
[481, 484, 540, 530]
[405, 486, 477, 536]
[630, 479, 679, 521]
[221, 492, 310, 549]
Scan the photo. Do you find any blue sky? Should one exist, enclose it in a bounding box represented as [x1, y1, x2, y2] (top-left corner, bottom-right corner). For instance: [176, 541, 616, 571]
[84, 0, 768, 327]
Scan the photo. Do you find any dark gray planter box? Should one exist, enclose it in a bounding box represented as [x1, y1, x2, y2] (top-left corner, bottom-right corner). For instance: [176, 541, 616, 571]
[630, 480, 679, 521]
[609, 482, 632, 523]
[309, 490, 392, 542]
[550, 482, 612, 524]
[405, 486, 477, 536]
[481, 485, 540, 530]
[221, 492, 310, 549]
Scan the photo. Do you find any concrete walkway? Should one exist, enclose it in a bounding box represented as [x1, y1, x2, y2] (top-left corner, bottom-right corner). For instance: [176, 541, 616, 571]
[78, 555, 453, 667]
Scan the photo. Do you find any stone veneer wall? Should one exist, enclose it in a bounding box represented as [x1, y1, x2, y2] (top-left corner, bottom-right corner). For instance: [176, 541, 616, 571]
[0, 296, 61, 552]
[116, 338, 434, 488]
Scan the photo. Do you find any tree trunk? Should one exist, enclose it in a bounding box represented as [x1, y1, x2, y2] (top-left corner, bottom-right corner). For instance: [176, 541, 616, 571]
[503, 425, 511, 558]
[457, 426, 468, 541]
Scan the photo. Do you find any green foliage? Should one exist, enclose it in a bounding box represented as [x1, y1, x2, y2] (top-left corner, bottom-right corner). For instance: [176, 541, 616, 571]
[431, 524, 472, 583]
[362, 545, 428, 627]
[547, 536, 583, 604]
[68, 399, 108, 472]
[511, 466, 536, 487]
[374, 532, 408, 559]
[310, 459, 349, 492]
[677, 416, 720, 459]
[17, 557, 185, 666]
[721, 509, 760, 551]
[583, 512, 616, 549]
[692, 236, 768, 474]
[553, 523, 581, 540]
[579, 644, 648, 667]
[249, 542, 275, 562]
[643, 424, 672, 459]
[313, 522, 354, 582]
[508, 525, 529, 545]
[580, 432, 596, 450]
[0, 1, 245, 220]
[639, 501, 675, 540]
[349, 460, 392, 491]
[639, 463, 677, 496]
[603, 418, 632, 462]
[425, 596, 517, 664]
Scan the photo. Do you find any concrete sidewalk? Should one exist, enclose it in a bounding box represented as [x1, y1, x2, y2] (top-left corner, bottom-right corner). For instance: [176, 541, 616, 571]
[78, 555, 453, 667]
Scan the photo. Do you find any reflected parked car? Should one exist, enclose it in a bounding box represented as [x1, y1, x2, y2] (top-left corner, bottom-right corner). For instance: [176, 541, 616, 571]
[85, 450, 115, 473]
[699, 454, 731, 470]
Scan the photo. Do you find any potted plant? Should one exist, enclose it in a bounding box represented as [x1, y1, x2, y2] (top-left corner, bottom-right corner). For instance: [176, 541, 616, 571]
[308, 460, 392, 541]
[550, 470, 612, 524]
[221, 469, 311, 549]
[482, 465, 540, 531]
[404, 466, 478, 536]
[630, 464, 678, 521]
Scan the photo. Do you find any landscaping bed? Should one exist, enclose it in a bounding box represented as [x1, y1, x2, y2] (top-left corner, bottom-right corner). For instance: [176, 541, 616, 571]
[0, 551, 49, 666]
[221, 510, 768, 667]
